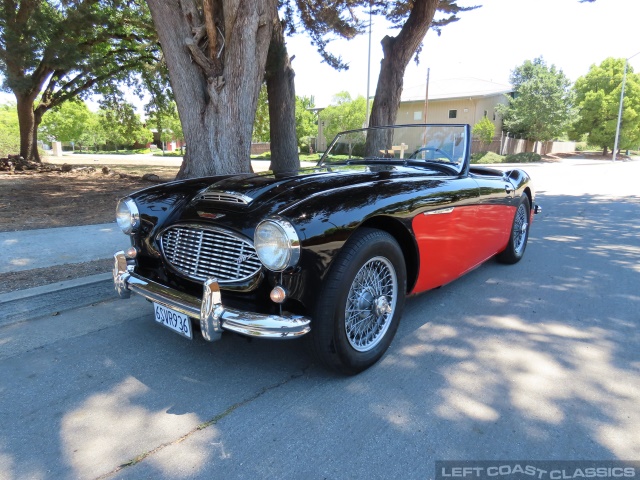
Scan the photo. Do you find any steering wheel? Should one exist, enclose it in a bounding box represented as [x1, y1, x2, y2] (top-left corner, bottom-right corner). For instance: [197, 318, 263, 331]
[409, 147, 453, 162]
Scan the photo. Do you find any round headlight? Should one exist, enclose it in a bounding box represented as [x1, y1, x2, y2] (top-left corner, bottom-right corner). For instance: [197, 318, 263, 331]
[254, 219, 300, 272]
[116, 197, 140, 235]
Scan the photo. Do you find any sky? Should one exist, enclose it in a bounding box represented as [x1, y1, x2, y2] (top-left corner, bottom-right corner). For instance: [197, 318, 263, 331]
[287, 0, 640, 107]
[1, 0, 639, 112]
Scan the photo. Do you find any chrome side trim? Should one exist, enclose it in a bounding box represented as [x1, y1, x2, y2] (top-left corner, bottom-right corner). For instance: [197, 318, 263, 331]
[113, 252, 311, 340]
[424, 207, 455, 215]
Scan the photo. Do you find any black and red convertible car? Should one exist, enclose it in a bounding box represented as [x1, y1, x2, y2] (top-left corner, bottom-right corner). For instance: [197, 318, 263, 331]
[113, 124, 540, 374]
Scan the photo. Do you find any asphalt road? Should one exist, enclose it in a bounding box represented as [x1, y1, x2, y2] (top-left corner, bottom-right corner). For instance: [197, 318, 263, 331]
[1, 158, 639, 479]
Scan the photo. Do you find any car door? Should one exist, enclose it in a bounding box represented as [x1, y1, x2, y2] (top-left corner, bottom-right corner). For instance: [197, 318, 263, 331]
[469, 171, 518, 261]
[411, 176, 482, 293]
[410, 172, 516, 294]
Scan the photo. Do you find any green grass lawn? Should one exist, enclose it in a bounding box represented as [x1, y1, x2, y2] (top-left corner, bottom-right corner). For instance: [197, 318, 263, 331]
[74, 148, 152, 155]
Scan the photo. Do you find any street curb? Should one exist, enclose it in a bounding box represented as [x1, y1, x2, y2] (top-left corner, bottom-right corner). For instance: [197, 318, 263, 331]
[0, 272, 112, 305]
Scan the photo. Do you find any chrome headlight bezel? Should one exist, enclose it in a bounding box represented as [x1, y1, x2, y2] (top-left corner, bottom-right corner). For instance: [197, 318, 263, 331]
[116, 197, 140, 235]
[254, 218, 300, 272]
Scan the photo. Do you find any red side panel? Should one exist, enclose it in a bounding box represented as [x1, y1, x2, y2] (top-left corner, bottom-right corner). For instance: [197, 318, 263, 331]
[411, 205, 515, 294]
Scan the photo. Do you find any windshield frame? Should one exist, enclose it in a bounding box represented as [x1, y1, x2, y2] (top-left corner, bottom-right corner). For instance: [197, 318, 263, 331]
[318, 123, 471, 176]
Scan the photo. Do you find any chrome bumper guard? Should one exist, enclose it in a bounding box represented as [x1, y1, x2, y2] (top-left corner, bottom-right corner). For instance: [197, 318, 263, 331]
[113, 251, 311, 341]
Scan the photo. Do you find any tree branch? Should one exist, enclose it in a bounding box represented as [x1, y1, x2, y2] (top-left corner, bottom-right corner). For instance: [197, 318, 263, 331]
[15, 0, 37, 27]
[203, 0, 219, 60]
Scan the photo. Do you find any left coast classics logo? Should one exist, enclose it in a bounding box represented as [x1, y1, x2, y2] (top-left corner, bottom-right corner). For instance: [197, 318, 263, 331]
[197, 212, 226, 220]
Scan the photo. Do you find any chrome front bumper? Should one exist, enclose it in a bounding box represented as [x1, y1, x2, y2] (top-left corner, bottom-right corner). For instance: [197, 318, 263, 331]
[113, 251, 311, 341]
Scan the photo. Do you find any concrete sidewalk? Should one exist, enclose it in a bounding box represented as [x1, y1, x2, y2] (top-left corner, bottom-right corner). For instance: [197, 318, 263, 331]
[0, 223, 127, 316]
[0, 223, 128, 273]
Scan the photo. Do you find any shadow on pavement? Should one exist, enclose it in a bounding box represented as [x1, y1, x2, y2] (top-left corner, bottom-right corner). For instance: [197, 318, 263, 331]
[0, 192, 638, 479]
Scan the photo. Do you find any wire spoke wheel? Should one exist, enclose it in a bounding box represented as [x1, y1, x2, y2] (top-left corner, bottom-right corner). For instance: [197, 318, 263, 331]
[310, 228, 406, 374]
[344, 256, 398, 352]
[513, 203, 529, 255]
[498, 195, 531, 265]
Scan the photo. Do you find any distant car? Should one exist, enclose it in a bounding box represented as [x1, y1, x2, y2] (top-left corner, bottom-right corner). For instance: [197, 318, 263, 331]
[113, 124, 540, 374]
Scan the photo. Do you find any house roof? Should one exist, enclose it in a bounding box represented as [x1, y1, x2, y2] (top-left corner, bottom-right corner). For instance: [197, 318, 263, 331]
[401, 77, 512, 103]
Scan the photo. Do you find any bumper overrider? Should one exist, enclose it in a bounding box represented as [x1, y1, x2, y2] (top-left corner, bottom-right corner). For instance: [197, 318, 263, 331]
[113, 251, 311, 341]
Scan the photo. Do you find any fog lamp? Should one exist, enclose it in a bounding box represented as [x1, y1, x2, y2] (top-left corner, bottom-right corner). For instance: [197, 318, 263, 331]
[125, 247, 138, 259]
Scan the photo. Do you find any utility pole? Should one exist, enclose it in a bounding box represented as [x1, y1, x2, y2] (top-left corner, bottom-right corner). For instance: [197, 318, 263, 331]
[365, 1, 372, 127]
[613, 51, 640, 162]
[423, 68, 430, 123]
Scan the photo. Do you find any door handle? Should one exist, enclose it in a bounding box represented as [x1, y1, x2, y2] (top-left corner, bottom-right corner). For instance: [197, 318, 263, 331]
[505, 184, 514, 195]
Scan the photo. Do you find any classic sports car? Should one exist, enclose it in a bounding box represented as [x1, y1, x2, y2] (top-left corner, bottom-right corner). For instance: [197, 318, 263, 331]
[113, 124, 540, 374]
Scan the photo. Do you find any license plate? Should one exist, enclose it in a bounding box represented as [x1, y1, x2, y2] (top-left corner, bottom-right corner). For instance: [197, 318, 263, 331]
[153, 303, 193, 339]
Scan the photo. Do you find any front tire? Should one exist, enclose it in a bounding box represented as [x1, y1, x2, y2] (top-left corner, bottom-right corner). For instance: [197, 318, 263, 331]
[309, 228, 406, 375]
[497, 194, 530, 264]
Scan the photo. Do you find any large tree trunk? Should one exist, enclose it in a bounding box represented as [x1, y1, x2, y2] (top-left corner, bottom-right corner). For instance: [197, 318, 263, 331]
[265, 19, 299, 173]
[366, 0, 439, 155]
[16, 94, 42, 162]
[147, 0, 277, 179]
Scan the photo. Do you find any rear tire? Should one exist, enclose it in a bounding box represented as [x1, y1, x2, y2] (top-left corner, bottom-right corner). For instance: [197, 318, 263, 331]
[309, 228, 406, 375]
[497, 194, 530, 264]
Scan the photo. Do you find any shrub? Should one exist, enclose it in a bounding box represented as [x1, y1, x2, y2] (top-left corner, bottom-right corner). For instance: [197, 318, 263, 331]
[0, 136, 20, 158]
[504, 152, 541, 163]
[472, 117, 496, 146]
[471, 151, 505, 164]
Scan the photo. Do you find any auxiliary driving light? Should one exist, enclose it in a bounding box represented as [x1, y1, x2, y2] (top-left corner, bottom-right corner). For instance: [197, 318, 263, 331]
[270, 286, 287, 304]
[125, 247, 138, 259]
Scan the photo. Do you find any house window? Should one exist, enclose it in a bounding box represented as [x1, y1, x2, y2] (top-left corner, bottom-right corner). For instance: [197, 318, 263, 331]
[448, 109, 457, 119]
[413, 111, 422, 121]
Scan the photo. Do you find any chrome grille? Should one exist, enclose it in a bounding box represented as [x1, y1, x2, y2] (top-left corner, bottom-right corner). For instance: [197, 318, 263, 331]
[160, 225, 262, 283]
[196, 191, 252, 204]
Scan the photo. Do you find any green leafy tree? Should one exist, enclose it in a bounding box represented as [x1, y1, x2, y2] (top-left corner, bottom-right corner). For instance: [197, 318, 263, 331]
[39, 101, 94, 149]
[321, 92, 367, 150]
[0, 101, 19, 157]
[571, 57, 640, 154]
[296, 95, 317, 148]
[0, 0, 160, 161]
[472, 116, 496, 146]
[147, 99, 184, 152]
[496, 57, 574, 144]
[98, 101, 152, 151]
[321, 92, 367, 156]
[78, 113, 107, 151]
[251, 90, 317, 147]
[253, 85, 270, 143]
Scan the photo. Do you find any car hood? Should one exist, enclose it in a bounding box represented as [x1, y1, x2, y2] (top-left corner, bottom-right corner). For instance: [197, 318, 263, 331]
[130, 163, 451, 242]
[190, 164, 444, 214]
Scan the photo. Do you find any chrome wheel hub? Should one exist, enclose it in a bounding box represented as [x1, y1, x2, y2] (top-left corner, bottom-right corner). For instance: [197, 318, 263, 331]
[374, 296, 392, 317]
[345, 256, 398, 352]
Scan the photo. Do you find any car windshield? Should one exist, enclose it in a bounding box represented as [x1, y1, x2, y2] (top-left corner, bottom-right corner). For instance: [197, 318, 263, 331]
[319, 124, 469, 174]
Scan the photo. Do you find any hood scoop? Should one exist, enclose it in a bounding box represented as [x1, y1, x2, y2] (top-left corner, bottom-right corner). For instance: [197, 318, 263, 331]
[196, 190, 253, 205]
